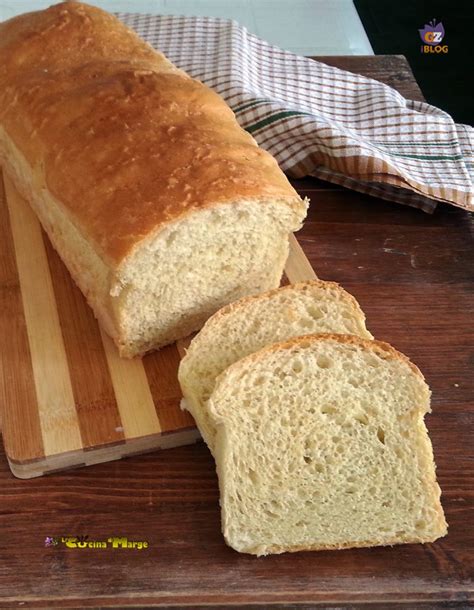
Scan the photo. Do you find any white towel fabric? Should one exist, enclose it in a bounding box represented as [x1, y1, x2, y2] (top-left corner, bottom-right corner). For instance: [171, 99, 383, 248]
[117, 13, 474, 213]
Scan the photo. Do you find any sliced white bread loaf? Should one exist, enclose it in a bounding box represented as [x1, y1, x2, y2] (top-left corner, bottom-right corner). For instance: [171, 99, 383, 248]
[179, 280, 373, 453]
[208, 334, 447, 555]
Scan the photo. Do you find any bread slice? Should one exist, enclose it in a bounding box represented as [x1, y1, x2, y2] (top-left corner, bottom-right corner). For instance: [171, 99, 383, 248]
[208, 334, 447, 555]
[179, 280, 373, 453]
[0, 2, 307, 357]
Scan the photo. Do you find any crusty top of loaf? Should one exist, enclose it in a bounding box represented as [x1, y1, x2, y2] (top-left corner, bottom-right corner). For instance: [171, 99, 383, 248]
[0, 2, 304, 265]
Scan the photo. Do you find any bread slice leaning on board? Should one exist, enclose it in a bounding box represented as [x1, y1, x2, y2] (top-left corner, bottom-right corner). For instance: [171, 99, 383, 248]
[179, 280, 373, 454]
[208, 334, 447, 555]
[0, 1, 307, 357]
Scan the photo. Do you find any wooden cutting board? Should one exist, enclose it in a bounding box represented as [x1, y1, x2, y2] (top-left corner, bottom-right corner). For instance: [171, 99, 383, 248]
[0, 170, 316, 479]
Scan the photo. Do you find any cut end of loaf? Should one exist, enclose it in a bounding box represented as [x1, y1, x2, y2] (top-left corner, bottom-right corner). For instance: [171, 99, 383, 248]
[210, 334, 447, 555]
[113, 198, 306, 358]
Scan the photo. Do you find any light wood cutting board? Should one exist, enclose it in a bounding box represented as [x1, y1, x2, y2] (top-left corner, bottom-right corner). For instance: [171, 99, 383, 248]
[0, 170, 316, 478]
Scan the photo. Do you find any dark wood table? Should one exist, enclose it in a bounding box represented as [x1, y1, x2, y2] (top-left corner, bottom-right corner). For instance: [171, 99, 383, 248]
[1, 55, 473, 607]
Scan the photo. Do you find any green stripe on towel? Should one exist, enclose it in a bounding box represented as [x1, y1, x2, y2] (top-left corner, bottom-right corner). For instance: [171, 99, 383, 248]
[233, 98, 274, 113]
[246, 110, 314, 134]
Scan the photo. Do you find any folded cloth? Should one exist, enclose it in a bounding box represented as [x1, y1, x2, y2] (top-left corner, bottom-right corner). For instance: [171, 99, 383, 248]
[117, 13, 473, 213]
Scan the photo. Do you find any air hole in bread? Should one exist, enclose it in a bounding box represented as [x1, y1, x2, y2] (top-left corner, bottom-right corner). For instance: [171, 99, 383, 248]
[237, 210, 249, 221]
[348, 377, 361, 388]
[306, 305, 324, 320]
[321, 405, 337, 415]
[377, 427, 386, 445]
[292, 360, 303, 374]
[165, 231, 177, 247]
[362, 404, 378, 418]
[248, 468, 259, 485]
[354, 413, 369, 425]
[298, 318, 313, 330]
[316, 355, 332, 369]
[304, 438, 314, 450]
[364, 356, 380, 368]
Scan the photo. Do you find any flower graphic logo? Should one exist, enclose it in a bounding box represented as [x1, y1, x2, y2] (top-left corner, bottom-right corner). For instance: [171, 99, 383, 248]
[419, 19, 445, 45]
[44, 536, 59, 547]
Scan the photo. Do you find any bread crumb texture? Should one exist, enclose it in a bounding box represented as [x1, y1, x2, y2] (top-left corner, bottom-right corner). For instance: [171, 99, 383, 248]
[209, 335, 447, 555]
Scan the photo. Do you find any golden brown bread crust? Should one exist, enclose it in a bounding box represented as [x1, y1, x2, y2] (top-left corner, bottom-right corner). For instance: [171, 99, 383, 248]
[0, 1, 303, 266]
[188, 279, 372, 337]
[215, 333, 427, 387]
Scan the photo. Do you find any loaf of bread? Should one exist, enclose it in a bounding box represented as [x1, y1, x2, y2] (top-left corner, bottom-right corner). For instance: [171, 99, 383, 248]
[179, 280, 373, 453]
[208, 334, 447, 555]
[0, 2, 307, 357]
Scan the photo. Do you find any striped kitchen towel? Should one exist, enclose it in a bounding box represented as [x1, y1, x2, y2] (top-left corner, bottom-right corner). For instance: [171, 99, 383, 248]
[117, 13, 474, 213]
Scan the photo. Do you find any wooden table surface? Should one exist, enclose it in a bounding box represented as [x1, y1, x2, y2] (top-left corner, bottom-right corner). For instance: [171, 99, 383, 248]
[1, 55, 473, 607]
